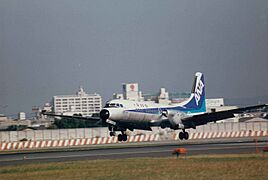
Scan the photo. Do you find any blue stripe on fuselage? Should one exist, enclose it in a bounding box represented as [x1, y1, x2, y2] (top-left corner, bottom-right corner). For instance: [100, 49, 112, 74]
[127, 108, 161, 115]
[126, 100, 206, 115]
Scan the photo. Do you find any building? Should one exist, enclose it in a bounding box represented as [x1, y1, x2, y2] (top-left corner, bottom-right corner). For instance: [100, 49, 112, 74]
[115, 83, 192, 103]
[157, 88, 171, 104]
[143, 89, 191, 104]
[206, 98, 224, 108]
[122, 83, 143, 101]
[18, 112, 26, 120]
[52, 87, 102, 116]
[0, 114, 8, 121]
[113, 93, 124, 100]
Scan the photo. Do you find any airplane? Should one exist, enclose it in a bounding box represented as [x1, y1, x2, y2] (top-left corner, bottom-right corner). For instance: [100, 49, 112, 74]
[42, 72, 267, 142]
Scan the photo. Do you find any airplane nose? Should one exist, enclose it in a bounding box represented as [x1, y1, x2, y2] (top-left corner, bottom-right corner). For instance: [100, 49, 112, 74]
[100, 109, 110, 120]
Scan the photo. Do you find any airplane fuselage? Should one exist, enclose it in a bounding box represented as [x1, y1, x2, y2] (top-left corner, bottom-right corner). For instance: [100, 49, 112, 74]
[101, 99, 191, 131]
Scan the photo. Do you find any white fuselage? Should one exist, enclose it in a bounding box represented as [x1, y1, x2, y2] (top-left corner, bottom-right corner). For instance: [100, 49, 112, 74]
[102, 99, 187, 130]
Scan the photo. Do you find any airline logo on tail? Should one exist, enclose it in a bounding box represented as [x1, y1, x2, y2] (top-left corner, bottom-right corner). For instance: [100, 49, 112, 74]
[183, 72, 206, 113]
[194, 78, 204, 106]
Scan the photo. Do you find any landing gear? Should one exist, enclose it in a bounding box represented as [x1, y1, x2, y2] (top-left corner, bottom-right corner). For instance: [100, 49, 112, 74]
[108, 125, 128, 141]
[184, 132, 189, 140]
[109, 126, 115, 137]
[108, 125, 118, 137]
[179, 132, 184, 140]
[110, 131, 127, 141]
[179, 130, 189, 140]
[118, 133, 127, 142]
[110, 131, 115, 136]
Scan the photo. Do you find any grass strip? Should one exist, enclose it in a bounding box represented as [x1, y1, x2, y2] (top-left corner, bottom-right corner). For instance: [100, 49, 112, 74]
[0, 154, 267, 180]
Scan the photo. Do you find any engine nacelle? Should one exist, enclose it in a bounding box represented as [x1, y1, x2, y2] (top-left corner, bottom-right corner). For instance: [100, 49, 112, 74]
[167, 111, 186, 130]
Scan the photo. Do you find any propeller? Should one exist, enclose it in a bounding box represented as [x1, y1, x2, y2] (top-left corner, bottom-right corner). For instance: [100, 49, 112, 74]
[160, 109, 168, 117]
[96, 109, 110, 126]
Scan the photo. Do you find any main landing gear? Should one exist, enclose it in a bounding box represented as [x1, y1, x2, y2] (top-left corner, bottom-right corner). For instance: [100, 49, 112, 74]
[179, 130, 189, 140]
[109, 126, 128, 142]
[118, 133, 128, 142]
[110, 131, 127, 142]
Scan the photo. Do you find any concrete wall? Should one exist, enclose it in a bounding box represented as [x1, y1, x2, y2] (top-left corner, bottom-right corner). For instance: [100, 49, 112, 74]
[0, 122, 267, 142]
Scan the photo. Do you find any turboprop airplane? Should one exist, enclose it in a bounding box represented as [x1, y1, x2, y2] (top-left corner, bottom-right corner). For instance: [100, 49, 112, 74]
[42, 72, 267, 141]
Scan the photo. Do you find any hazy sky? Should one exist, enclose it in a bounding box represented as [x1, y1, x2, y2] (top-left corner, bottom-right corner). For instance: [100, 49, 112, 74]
[1, 0, 268, 116]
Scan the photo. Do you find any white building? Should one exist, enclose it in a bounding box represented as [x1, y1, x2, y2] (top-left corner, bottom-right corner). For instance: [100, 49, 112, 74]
[113, 93, 124, 100]
[206, 98, 239, 123]
[52, 87, 102, 116]
[122, 83, 143, 101]
[206, 98, 224, 107]
[18, 112, 26, 120]
[157, 88, 171, 105]
[0, 114, 8, 121]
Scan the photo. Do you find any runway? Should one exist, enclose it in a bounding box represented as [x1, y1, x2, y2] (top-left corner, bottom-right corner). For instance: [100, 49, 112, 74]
[0, 140, 267, 166]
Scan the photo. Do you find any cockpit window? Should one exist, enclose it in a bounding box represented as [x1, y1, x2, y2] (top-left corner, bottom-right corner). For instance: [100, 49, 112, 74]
[104, 103, 124, 108]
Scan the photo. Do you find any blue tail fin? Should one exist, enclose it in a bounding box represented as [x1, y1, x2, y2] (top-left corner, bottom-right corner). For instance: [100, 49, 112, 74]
[183, 72, 206, 114]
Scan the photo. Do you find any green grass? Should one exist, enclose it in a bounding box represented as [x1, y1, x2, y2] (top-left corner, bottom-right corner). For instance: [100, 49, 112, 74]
[0, 154, 268, 180]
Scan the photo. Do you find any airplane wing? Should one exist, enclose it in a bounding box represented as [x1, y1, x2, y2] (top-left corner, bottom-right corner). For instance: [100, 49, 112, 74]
[182, 104, 268, 128]
[42, 111, 101, 122]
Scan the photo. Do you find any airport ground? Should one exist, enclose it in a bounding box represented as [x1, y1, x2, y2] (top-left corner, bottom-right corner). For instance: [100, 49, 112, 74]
[0, 138, 267, 164]
[0, 154, 267, 179]
[0, 138, 268, 179]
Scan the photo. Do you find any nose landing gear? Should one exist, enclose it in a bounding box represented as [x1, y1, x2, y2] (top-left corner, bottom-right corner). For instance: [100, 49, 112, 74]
[109, 126, 116, 137]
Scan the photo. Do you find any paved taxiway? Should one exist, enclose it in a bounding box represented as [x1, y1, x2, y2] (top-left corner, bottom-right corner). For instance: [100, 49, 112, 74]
[0, 141, 267, 166]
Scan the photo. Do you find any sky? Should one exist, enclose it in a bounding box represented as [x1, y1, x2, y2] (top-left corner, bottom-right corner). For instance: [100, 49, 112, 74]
[0, 0, 268, 116]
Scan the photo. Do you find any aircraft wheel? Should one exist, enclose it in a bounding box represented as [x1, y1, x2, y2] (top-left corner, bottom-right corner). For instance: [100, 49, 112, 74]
[184, 132, 189, 140]
[122, 134, 128, 141]
[179, 132, 184, 140]
[118, 134, 123, 141]
[109, 132, 115, 137]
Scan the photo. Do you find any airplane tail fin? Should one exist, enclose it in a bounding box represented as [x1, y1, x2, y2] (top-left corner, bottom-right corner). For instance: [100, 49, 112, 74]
[182, 72, 206, 114]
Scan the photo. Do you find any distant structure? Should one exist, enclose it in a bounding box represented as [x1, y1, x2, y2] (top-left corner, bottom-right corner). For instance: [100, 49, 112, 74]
[206, 98, 224, 108]
[206, 98, 239, 123]
[113, 83, 191, 104]
[52, 87, 102, 116]
[0, 114, 8, 121]
[122, 83, 143, 101]
[157, 88, 170, 105]
[143, 90, 191, 104]
[0, 113, 32, 130]
[113, 93, 124, 100]
[18, 112, 26, 120]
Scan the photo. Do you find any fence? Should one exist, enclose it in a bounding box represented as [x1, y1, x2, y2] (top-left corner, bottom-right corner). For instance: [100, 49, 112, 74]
[0, 122, 267, 143]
